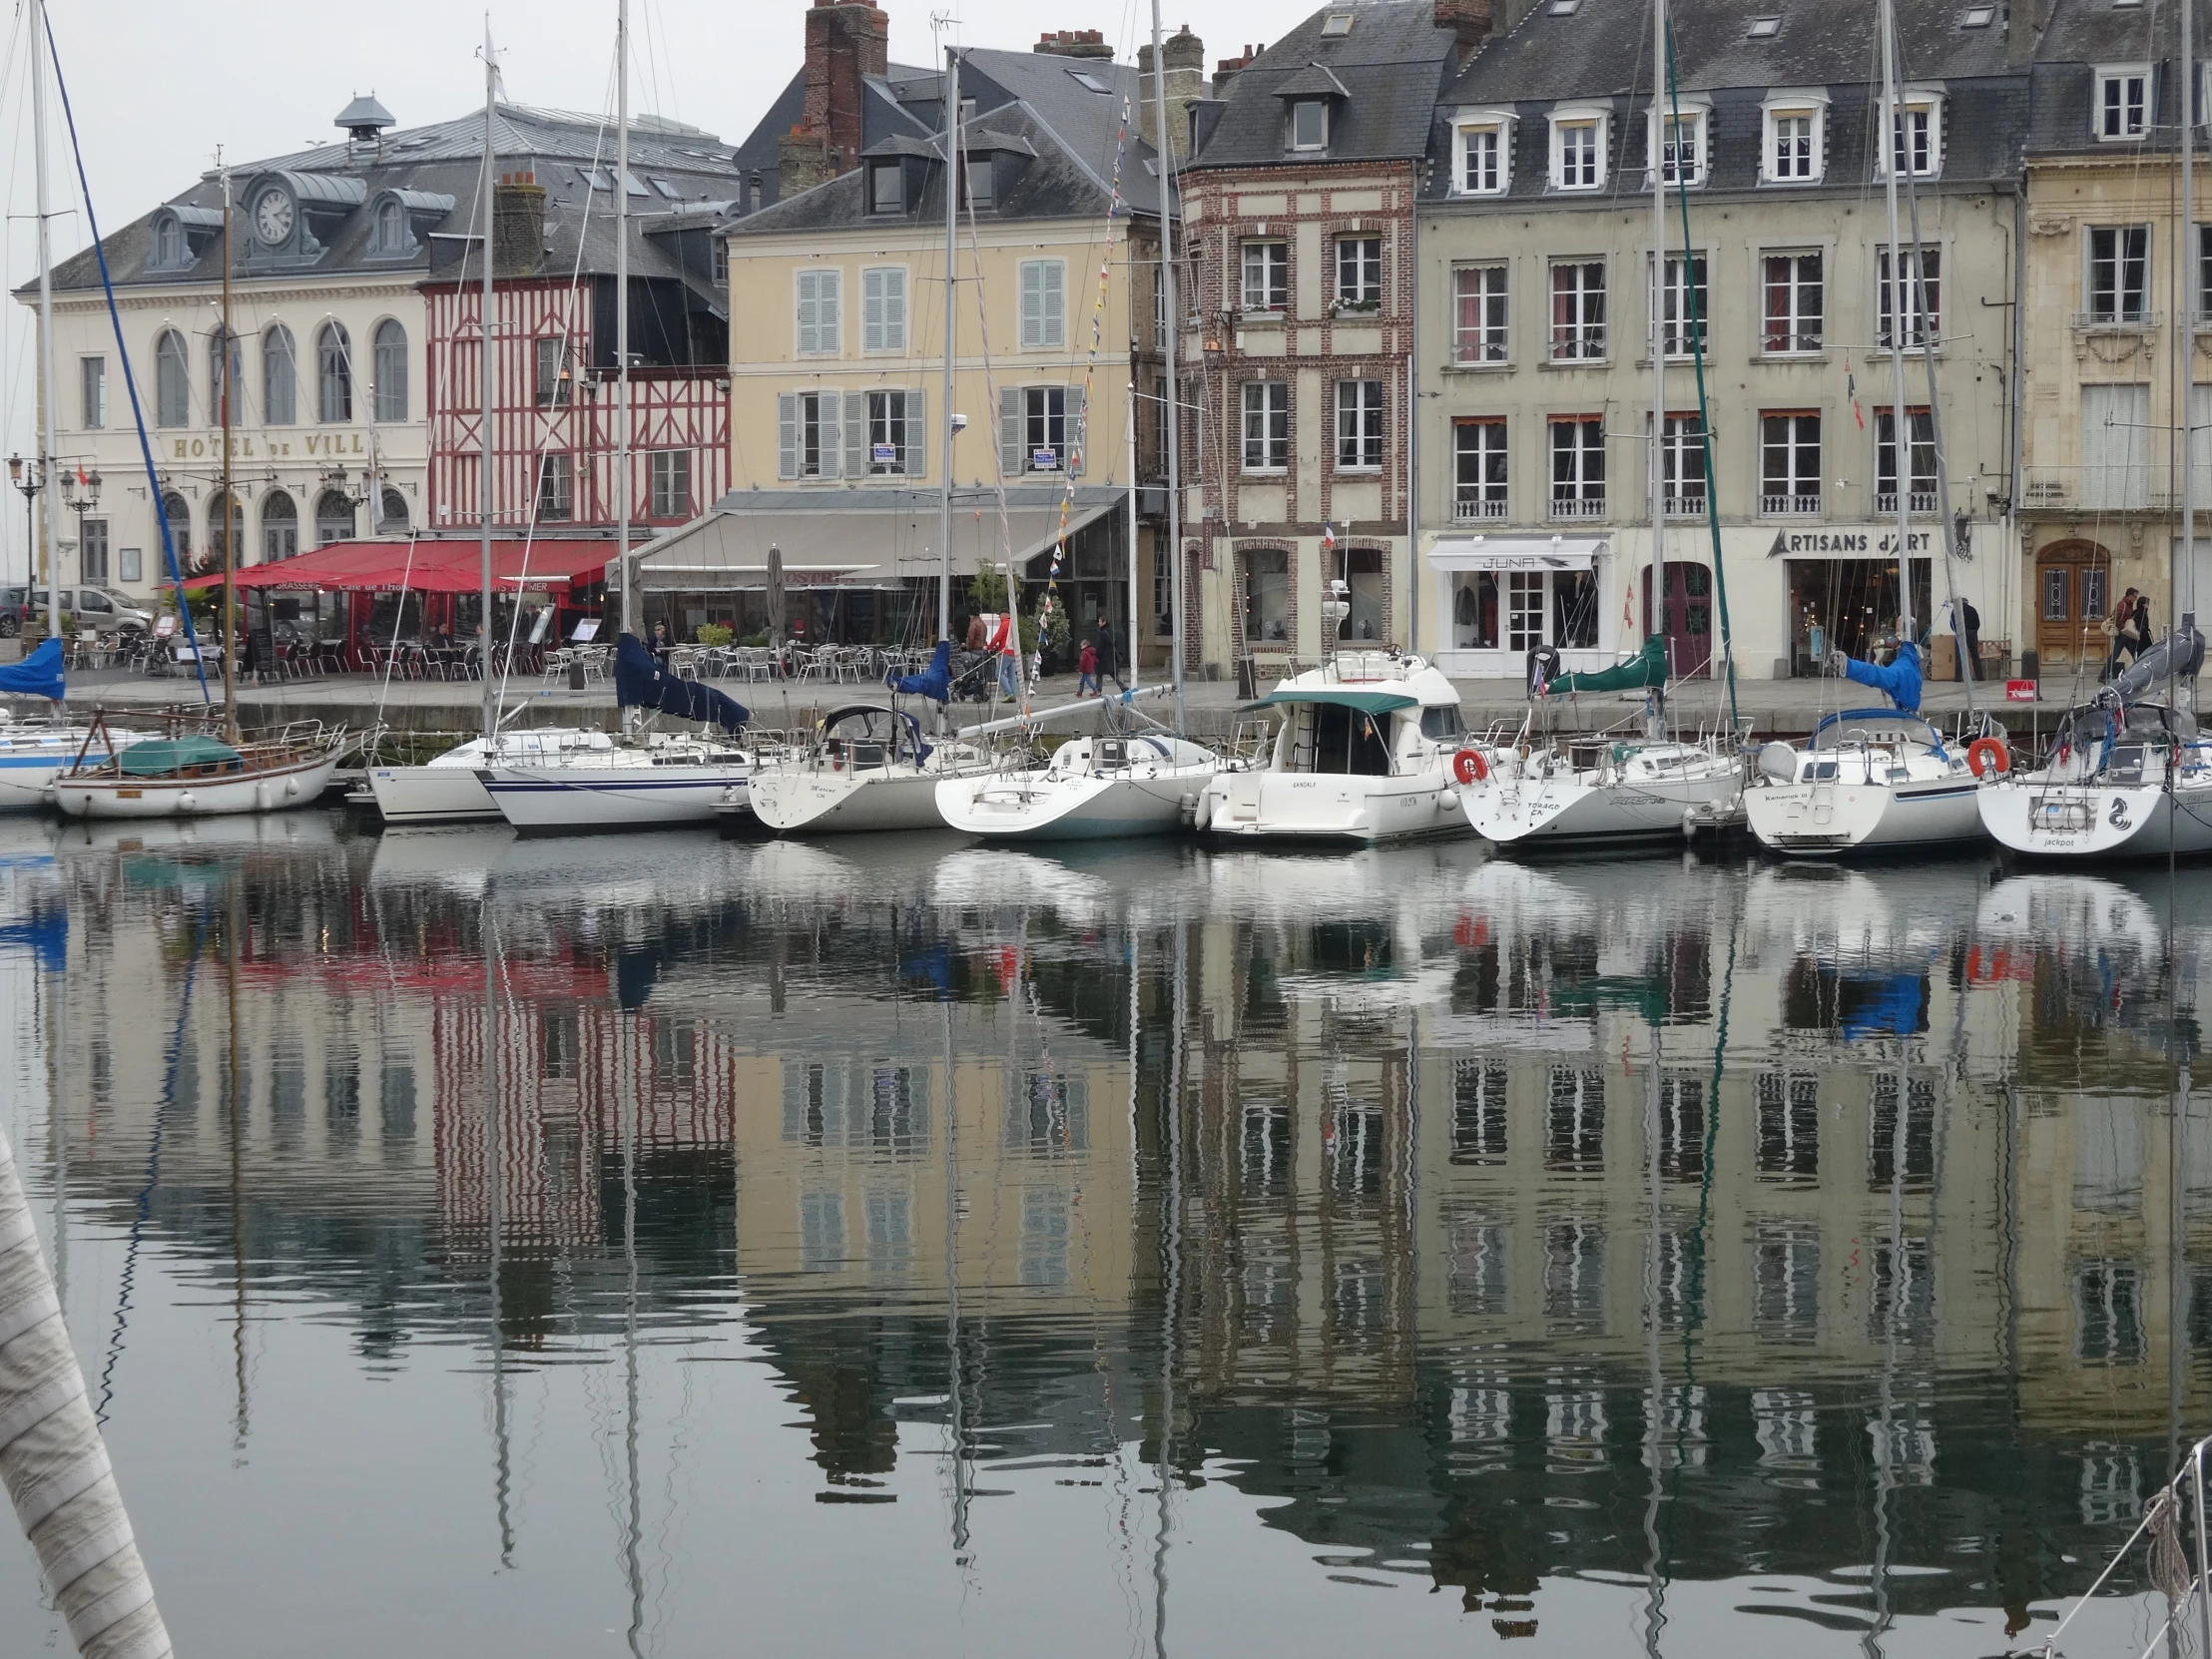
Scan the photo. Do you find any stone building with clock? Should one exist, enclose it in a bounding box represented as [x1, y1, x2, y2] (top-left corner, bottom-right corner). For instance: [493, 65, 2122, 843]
[19, 95, 740, 604]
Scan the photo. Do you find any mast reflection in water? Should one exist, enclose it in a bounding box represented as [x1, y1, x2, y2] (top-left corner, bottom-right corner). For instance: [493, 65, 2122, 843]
[0, 815, 2207, 1656]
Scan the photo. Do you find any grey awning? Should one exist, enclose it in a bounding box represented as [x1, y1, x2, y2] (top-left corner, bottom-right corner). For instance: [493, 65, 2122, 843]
[627, 486, 1123, 593]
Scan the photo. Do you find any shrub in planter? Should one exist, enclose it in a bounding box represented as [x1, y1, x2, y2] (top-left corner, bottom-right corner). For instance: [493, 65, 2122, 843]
[695, 623, 734, 647]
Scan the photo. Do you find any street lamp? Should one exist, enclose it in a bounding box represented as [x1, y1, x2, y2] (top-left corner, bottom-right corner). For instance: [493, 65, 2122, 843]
[6, 455, 42, 600]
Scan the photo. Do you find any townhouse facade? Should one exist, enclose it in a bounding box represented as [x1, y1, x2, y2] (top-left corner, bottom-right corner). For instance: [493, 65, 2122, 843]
[2016, 0, 2212, 687]
[1174, 0, 1483, 680]
[1415, 0, 2020, 684]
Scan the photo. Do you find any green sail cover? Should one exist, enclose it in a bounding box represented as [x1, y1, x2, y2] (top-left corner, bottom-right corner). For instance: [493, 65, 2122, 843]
[1546, 636, 1668, 696]
[119, 736, 244, 777]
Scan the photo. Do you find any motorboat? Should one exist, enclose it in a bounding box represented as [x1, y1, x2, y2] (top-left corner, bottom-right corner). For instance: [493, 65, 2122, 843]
[53, 722, 346, 820]
[747, 704, 982, 835]
[1457, 638, 1740, 848]
[1191, 650, 1471, 844]
[1977, 629, 2212, 860]
[478, 729, 757, 831]
[935, 732, 1226, 840]
[363, 728, 612, 824]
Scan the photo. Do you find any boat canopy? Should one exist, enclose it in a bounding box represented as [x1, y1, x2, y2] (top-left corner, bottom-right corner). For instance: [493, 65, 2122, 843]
[1547, 636, 1667, 696]
[1810, 709, 1943, 751]
[0, 639, 64, 701]
[1243, 688, 1417, 716]
[120, 736, 242, 776]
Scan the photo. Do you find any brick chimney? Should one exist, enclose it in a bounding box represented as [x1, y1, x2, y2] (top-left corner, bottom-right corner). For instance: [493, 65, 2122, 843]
[1035, 28, 1114, 59]
[1138, 25, 1206, 162]
[492, 172, 545, 277]
[1213, 44, 1259, 96]
[794, 0, 888, 187]
[1433, 0, 1494, 71]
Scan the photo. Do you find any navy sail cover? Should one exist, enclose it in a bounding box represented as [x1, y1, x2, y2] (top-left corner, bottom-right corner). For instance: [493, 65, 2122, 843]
[613, 633, 750, 733]
[0, 639, 65, 701]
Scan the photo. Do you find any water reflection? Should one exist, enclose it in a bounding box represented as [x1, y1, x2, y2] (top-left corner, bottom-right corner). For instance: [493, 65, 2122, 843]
[1, 817, 2208, 1655]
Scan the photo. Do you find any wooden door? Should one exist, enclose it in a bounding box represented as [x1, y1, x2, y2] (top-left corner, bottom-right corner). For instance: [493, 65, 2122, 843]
[2035, 544, 2109, 673]
[1642, 563, 1713, 679]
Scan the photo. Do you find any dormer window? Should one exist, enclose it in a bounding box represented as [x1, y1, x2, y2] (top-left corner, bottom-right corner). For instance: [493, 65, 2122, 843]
[1762, 91, 1828, 185]
[868, 161, 904, 215]
[1454, 111, 1514, 196]
[1646, 102, 1708, 189]
[2097, 65, 2151, 140]
[963, 154, 995, 211]
[151, 215, 187, 272]
[1878, 90, 1944, 179]
[1291, 100, 1329, 151]
[1549, 106, 1609, 192]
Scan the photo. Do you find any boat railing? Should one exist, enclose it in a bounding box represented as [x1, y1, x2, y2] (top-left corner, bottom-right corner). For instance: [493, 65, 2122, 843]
[1226, 719, 1276, 764]
[2034, 1432, 2212, 1659]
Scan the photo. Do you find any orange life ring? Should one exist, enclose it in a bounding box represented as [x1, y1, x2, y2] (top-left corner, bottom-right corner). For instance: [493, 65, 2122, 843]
[1966, 736, 2009, 779]
[1452, 747, 1488, 785]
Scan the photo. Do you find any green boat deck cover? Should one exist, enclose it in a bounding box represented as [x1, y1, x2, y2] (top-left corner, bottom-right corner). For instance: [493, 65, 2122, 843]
[1546, 636, 1669, 696]
[119, 736, 244, 776]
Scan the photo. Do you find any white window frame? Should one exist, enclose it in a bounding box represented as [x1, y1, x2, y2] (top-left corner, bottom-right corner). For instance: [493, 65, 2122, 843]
[1876, 88, 1944, 180]
[1761, 91, 1828, 185]
[1453, 263, 1509, 364]
[1874, 406, 1937, 515]
[796, 268, 841, 357]
[1878, 245, 1942, 349]
[1549, 259, 1607, 362]
[1760, 411, 1823, 516]
[1335, 236, 1383, 308]
[1548, 105, 1609, 192]
[1453, 111, 1514, 196]
[1242, 380, 1289, 473]
[866, 388, 917, 476]
[1290, 100, 1329, 152]
[1658, 413, 1706, 517]
[1549, 416, 1605, 518]
[648, 449, 693, 519]
[1019, 259, 1066, 349]
[1242, 240, 1289, 314]
[1644, 99, 1709, 190]
[2085, 225, 2151, 324]
[1335, 379, 1384, 472]
[1453, 418, 1508, 520]
[80, 355, 106, 430]
[2095, 64, 2152, 142]
[861, 266, 907, 353]
[1652, 253, 1709, 360]
[1761, 250, 1825, 354]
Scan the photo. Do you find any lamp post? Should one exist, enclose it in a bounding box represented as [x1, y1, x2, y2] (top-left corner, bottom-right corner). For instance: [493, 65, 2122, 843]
[59, 466, 101, 589]
[5, 456, 42, 631]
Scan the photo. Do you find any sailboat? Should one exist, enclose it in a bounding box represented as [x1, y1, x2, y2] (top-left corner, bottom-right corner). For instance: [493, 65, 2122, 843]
[1744, 0, 1994, 858]
[1456, 0, 1737, 850]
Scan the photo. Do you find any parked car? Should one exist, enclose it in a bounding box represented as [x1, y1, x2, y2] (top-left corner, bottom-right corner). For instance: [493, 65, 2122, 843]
[0, 584, 156, 635]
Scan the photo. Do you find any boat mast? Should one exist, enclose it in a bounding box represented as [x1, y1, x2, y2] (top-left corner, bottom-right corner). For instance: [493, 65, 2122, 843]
[1649, 0, 1667, 710]
[938, 45, 960, 646]
[221, 164, 237, 742]
[479, 21, 497, 741]
[616, 0, 634, 663]
[1125, 369, 1140, 697]
[1879, 0, 1918, 657]
[30, 0, 58, 655]
[2179, 0, 2197, 706]
[1149, 0, 1185, 735]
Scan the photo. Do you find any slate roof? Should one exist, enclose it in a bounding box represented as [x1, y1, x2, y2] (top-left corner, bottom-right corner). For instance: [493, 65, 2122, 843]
[1425, 0, 2030, 204]
[728, 48, 1161, 238]
[29, 103, 740, 295]
[728, 63, 936, 211]
[1187, 0, 1462, 171]
[2026, 0, 2212, 160]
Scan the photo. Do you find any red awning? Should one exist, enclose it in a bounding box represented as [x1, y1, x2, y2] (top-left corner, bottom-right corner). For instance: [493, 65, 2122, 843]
[183, 538, 616, 595]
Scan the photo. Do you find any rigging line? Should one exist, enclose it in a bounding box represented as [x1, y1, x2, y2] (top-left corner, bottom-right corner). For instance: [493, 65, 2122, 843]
[39, 9, 207, 702]
[96, 919, 202, 1425]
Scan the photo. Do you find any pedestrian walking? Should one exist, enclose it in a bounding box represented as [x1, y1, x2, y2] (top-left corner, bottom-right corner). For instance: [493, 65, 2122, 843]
[1076, 637, 1099, 696]
[1096, 618, 1126, 692]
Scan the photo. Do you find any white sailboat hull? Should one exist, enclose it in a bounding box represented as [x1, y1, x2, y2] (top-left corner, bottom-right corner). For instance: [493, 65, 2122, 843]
[750, 765, 951, 835]
[1977, 777, 2212, 859]
[54, 751, 340, 819]
[478, 762, 752, 830]
[935, 769, 1206, 839]
[1462, 754, 1739, 847]
[1198, 767, 1466, 843]
[365, 730, 605, 824]
[0, 732, 135, 811]
[1746, 778, 1987, 855]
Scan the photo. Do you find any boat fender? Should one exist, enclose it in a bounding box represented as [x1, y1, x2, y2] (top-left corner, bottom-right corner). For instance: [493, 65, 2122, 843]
[1966, 736, 2010, 779]
[1757, 742, 1798, 784]
[256, 782, 272, 812]
[283, 777, 299, 798]
[1179, 792, 1200, 828]
[176, 794, 196, 814]
[1452, 747, 1488, 785]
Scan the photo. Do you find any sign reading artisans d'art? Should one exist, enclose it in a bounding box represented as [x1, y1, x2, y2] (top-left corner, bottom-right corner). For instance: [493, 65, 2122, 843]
[1765, 525, 1936, 558]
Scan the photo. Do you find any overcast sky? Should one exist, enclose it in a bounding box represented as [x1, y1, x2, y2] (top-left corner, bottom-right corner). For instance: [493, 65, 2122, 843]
[0, 0, 1266, 500]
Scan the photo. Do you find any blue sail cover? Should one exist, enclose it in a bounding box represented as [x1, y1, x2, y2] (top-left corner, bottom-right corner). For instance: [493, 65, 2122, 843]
[1842, 641, 1924, 713]
[613, 633, 750, 733]
[0, 639, 65, 701]
[888, 640, 952, 704]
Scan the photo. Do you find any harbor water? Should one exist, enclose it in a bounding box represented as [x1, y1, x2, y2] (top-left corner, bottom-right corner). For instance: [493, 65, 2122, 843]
[0, 813, 2206, 1656]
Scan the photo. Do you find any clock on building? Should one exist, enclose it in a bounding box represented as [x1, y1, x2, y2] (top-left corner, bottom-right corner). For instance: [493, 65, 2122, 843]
[254, 187, 294, 247]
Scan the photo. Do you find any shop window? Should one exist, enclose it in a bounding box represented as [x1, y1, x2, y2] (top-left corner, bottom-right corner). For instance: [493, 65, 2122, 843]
[1241, 546, 1290, 644]
[1451, 573, 1499, 650]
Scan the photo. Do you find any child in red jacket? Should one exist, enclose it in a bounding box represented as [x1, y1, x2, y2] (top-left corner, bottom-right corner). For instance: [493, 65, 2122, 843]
[1077, 638, 1099, 696]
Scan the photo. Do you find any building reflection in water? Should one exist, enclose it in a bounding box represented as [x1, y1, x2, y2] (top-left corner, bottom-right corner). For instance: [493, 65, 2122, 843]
[6, 815, 2210, 1652]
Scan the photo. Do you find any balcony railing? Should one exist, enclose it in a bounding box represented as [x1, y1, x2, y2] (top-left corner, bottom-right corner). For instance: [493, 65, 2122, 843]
[1550, 494, 1606, 520]
[1874, 491, 1939, 515]
[1549, 330, 1606, 362]
[2070, 309, 2158, 331]
[1454, 493, 1509, 521]
[1662, 493, 1707, 519]
[1761, 492, 1822, 516]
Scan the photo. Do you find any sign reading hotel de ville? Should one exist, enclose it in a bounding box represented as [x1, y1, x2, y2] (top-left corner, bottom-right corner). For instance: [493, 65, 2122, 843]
[169, 430, 369, 462]
[1765, 525, 1937, 558]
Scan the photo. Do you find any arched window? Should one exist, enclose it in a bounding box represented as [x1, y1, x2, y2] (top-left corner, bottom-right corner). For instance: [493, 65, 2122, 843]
[374, 200, 404, 255]
[317, 322, 351, 422]
[377, 487, 408, 534]
[207, 327, 242, 425]
[263, 325, 295, 426]
[315, 488, 356, 547]
[372, 320, 407, 422]
[261, 491, 297, 563]
[153, 218, 183, 269]
[155, 329, 189, 427]
[158, 491, 192, 562]
[205, 489, 244, 564]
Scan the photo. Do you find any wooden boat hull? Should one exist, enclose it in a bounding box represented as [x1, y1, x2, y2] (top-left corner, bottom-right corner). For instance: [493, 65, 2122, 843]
[54, 752, 340, 819]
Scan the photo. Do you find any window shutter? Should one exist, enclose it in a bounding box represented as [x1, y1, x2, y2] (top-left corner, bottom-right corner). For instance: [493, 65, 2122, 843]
[1042, 263, 1065, 347]
[842, 390, 864, 480]
[883, 270, 905, 352]
[862, 271, 884, 352]
[903, 388, 925, 478]
[779, 393, 798, 479]
[797, 273, 817, 354]
[1001, 387, 1022, 476]
[821, 272, 839, 354]
[1021, 264, 1043, 348]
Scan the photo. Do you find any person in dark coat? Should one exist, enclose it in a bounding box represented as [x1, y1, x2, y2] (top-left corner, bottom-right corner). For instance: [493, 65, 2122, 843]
[1095, 618, 1126, 692]
[1959, 597, 1980, 680]
[648, 621, 672, 666]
